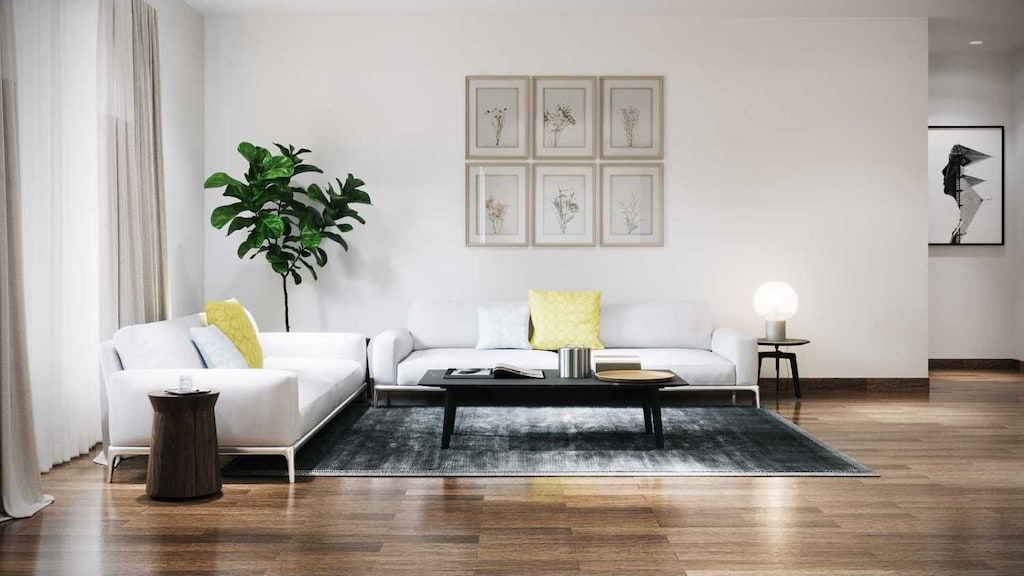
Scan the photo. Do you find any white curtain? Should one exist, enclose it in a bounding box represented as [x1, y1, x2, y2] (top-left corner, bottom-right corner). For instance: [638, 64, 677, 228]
[14, 0, 102, 470]
[99, 0, 168, 333]
[0, 0, 53, 521]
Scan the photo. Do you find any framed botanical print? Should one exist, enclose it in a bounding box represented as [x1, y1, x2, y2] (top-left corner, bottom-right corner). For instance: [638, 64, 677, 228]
[600, 164, 663, 246]
[600, 76, 663, 159]
[928, 126, 1004, 245]
[532, 164, 596, 246]
[466, 164, 529, 246]
[466, 76, 530, 159]
[533, 76, 596, 159]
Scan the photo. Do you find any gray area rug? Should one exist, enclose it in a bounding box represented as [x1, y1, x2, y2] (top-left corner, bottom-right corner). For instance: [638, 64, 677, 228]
[223, 404, 875, 477]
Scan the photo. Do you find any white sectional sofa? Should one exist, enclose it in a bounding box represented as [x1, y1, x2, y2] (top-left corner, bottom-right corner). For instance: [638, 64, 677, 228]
[99, 313, 367, 483]
[369, 300, 759, 406]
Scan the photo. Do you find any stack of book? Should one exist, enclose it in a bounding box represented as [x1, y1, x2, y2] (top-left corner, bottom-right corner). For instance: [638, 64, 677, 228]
[592, 355, 642, 372]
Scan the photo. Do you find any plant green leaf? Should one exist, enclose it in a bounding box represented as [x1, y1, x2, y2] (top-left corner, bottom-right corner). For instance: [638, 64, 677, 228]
[290, 270, 303, 285]
[300, 226, 321, 249]
[237, 142, 258, 162]
[227, 216, 253, 235]
[260, 156, 294, 180]
[259, 213, 285, 238]
[204, 172, 245, 189]
[211, 203, 246, 229]
[306, 183, 328, 205]
[292, 164, 324, 176]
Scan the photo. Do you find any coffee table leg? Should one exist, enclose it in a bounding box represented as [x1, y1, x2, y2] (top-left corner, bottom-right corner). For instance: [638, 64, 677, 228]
[649, 390, 664, 449]
[642, 399, 653, 434]
[441, 389, 457, 449]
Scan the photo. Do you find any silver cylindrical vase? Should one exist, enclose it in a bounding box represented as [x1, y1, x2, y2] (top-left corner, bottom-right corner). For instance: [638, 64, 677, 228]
[558, 346, 592, 378]
[765, 320, 787, 341]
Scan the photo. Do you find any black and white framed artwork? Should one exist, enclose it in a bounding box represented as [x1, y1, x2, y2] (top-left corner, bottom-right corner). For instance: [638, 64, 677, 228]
[928, 126, 1004, 246]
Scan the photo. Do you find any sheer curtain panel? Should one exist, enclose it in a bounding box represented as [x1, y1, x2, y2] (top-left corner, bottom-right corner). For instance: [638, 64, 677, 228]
[0, 0, 53, 519]
[14, 0, 102, 470]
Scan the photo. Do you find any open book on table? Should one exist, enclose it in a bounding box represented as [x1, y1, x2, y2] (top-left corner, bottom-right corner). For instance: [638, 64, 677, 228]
[444, 364, 545, 379]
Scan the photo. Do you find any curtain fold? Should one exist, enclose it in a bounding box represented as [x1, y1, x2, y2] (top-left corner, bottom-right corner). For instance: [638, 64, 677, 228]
[15, 0, 102, 470]
[0, 0, 54, 521]
[99, 0, 168, 334]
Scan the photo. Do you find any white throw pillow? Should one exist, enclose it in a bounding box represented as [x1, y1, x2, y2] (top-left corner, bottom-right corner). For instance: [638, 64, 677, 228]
[476, 303, 531, 350]
[190, 325, 249, 369]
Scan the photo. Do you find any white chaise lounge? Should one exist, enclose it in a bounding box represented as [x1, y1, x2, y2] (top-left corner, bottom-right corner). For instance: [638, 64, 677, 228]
[99, 313, 367, 483]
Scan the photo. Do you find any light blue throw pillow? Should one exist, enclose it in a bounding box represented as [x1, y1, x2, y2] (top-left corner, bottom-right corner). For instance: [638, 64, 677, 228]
[190, 325, 249, 369]
[476, 303, 531, 350]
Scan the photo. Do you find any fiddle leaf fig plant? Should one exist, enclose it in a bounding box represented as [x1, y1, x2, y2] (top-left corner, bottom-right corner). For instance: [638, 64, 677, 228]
[204, 142, 371, 332]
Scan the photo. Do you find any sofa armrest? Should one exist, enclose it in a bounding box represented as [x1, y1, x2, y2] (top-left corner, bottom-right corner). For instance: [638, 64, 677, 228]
[368, 329, 414, 386]
[711, 328, 758, 386]
[106, 369, 300, 447]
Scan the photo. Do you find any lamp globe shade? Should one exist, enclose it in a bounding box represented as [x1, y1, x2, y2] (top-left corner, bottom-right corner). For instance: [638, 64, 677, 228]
[753, 282, 799, 321]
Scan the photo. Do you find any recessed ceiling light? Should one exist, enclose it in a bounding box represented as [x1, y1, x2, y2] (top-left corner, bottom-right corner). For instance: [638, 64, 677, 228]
[969, 40, 984, 46]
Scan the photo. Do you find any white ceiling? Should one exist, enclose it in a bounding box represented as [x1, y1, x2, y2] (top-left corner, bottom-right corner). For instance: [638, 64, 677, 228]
[183, 0, 1024, 54]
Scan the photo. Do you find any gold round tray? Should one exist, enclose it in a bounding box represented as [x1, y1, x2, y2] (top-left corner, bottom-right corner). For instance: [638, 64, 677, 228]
[595, 370, 676, 383]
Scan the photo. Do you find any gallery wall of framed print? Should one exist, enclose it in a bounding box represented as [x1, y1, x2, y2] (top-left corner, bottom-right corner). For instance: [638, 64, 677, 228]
[601, 76, 663, 160]
[466, 164, 530, 246]
[532, 164, 597, 246]
[533, 76, 596, 159]
[600, 164, 663, 246]
[466, 76, 530, 159]
[928, 126, 1004, 246]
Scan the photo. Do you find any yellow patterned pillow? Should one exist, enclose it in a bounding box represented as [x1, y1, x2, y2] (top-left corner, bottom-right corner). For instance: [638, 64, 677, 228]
[205, 298, 263, 368]
[529, 290, 604, 351]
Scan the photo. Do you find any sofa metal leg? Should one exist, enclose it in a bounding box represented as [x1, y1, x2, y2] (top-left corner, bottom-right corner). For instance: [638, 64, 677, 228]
[106, 454, 118, 483]
[372, 389, 379, 408]
[285, 448, 296, 483]
[754, 388, 761, 409]
[731, 392, 737, 405]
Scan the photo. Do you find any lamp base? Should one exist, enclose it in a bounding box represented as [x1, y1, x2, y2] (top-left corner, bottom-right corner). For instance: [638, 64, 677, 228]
[765, 320, 787, 341]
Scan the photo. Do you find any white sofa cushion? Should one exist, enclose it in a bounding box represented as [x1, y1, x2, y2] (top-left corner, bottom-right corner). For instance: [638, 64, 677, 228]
[395, 348, 558, 386]
[113, 314, 206, 369]
[476, 303, 531, 350]
[408, 301, 486, 350]
[600, 301, 713, 350]
[264, 357, 364, 434]
[596, 348, 735, 385]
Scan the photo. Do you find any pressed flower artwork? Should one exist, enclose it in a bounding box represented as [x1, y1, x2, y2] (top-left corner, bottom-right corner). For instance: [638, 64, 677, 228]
[601, 164, 663, 246]
[534, 77, 596, 159]
[533, 164, 596, 246]
[466, 164, 529, 246]
[601, 76, 663, 159]
[467, 77, 529, 159]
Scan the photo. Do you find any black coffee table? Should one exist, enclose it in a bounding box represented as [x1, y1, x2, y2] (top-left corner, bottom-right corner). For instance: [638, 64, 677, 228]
[418, 369, 686, 449]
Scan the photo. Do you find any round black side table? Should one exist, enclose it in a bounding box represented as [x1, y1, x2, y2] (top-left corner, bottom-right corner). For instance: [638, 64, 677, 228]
[147, 390, 221, 500]
[757, 339, 810, 399]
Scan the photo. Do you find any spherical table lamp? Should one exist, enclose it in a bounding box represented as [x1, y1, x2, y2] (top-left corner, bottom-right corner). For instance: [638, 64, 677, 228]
[753, 281, 798, 341]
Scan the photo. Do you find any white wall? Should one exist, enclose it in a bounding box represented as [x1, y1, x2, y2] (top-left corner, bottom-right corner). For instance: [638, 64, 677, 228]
[205, 13, 929, 378]
[928, 52, 1019, 359]
[151, 0, 205, 317]
[1014, 52, 1024, 362]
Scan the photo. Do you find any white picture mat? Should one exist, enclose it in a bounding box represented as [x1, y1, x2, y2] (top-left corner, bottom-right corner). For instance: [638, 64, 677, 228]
[601, 76, 663, 159]
[927, 127, 1003, 245]
[532, 164, 596, 246]
[600, 164, 663, 246]
[466, 77, 530, 159]
[533, 76, 596, 158]
[466, 164, 529, 246]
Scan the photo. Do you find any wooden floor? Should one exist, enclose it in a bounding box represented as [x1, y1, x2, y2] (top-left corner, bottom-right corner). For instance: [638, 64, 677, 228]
[2, 370, 1023, 575]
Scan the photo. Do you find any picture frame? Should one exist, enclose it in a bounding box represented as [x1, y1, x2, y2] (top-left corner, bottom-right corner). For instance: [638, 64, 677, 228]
[532, 164, 597, 246]
[466, 76, 530, 159]
[466, 163, 530, 246]
[533, 76, 596, 159]
[928, 125, 1004, 246]
[600, 76, 663, 160]
[600, 164, 663, 246]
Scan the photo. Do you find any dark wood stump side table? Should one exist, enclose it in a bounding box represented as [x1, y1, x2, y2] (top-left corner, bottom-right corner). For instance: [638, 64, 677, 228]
[147, 390, 222, 500]
[757, 339, 810, 399]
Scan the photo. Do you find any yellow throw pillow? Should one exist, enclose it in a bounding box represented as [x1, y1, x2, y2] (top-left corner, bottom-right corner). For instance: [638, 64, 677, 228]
[205, 298, 263, 368]
[529, 290, 604, 351]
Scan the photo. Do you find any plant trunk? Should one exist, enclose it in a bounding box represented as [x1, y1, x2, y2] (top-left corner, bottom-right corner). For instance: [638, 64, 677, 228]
[281, 273, 290, 332]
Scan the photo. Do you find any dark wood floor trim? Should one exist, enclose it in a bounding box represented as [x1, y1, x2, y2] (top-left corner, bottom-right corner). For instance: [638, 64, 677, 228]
[758, 377, 930, 393]
[929, 358, 1022, 371]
